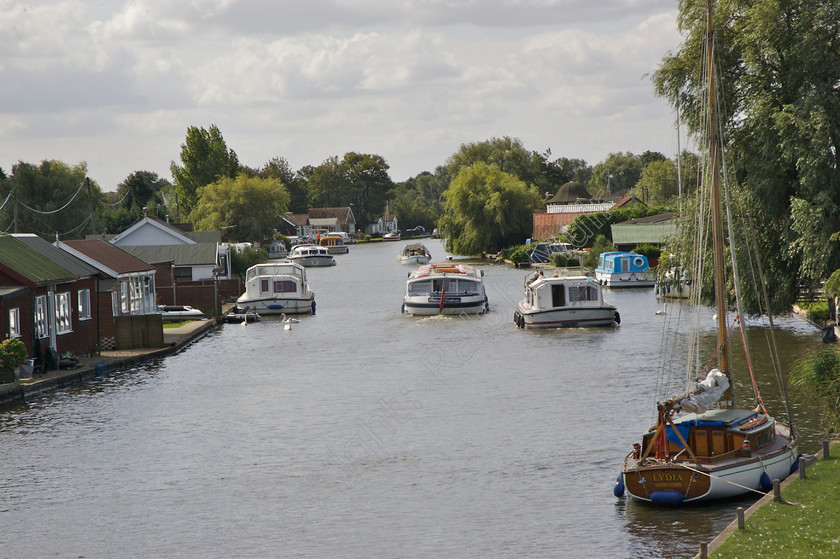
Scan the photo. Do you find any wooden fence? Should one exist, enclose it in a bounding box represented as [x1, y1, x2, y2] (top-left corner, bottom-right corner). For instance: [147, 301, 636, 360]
[156, 278, 243, 316]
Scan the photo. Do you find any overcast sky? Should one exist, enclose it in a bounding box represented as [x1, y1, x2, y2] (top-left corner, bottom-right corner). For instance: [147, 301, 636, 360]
[1, 0, 685, 192]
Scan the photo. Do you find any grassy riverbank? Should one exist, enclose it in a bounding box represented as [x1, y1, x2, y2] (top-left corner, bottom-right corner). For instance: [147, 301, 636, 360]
[712, 453, 840, 558]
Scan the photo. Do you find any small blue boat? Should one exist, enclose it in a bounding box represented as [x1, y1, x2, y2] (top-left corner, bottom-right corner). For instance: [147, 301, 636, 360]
[594, 251, 655, 288]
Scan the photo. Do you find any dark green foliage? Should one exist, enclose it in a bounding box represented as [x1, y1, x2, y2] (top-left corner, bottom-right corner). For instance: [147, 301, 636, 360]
[170, 125, 239, 219]
[1, 160, 98, 239]
[652, 0, 840, 310]
[632, 244, 661, 261]
[306, 152, 394, 225]
[584, 235, 616, 268]
[230, 247, 268, 279]
[790, 345, 840, 433]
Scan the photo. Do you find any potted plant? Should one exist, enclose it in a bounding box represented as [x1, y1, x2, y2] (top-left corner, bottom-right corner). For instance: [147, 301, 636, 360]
[0, 338, 27, 383]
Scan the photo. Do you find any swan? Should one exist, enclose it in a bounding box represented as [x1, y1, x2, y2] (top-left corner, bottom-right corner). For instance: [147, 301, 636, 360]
[655, 302, 667, 315]
[281, 313, 300, 330]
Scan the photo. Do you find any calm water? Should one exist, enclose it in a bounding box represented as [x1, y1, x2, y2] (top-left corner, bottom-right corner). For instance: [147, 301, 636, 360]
[0, 239, 824, 558]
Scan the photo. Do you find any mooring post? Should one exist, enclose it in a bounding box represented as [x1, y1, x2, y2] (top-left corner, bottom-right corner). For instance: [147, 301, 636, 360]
[697, 542, 708, 559]
[799, 456, 807, 479]
[736, 506, 745, 530]
[773, 478, 782, 502]
[824, 440, 831, 460]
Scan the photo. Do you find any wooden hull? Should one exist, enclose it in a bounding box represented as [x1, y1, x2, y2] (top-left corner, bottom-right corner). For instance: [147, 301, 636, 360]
[620, 426, 798, 504]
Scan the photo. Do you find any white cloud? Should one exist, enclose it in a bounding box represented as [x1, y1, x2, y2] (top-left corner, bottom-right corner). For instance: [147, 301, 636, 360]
[0, 0, 683, 189]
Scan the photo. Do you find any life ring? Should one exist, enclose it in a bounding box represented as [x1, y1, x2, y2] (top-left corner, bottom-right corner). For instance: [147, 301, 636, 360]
[632, 256, 645, 268]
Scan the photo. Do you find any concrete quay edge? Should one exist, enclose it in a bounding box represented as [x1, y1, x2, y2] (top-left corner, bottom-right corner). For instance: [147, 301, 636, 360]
[0, 320, 217, 406]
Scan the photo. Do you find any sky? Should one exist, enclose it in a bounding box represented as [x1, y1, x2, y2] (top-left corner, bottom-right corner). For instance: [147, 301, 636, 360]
[1, 0, 686, 192]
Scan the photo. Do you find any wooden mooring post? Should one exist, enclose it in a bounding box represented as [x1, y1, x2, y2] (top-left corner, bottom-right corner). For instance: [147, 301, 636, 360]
[824, 440, 831, 460]
[736, 506, 745, 530]
[773, 478, 782, 502]
[697, 542, 708, 559]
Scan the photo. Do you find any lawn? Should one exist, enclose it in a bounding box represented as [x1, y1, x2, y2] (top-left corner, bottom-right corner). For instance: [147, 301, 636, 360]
[712, 452, 840, 558]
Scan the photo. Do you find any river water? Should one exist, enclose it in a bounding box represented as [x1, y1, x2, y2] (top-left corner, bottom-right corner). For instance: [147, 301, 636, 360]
[0, 239, 824, 558]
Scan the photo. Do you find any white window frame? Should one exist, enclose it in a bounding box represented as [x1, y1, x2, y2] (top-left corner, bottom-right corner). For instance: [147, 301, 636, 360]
[55, 291, 72, 334]
[35, 295, 48, 339]
[120, 281, 130, 313]
[78, 288, 92, 320]
[8, 308, 21, 338]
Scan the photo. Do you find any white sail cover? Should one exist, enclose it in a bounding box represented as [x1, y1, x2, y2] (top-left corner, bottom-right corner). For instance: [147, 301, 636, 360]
[676, 369, 730, 414]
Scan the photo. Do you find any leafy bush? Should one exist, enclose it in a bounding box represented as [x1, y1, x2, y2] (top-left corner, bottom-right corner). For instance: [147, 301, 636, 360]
[230, 247, 269, 278]
[633, 244, 661, 260]
[550, 253, 568, 267]
[790, 345, 840, 432]
[584, 235, 616, 268]
[798, 301, 832, 324]
[0, 338, 27, 370]
[507, 245, 531, 264]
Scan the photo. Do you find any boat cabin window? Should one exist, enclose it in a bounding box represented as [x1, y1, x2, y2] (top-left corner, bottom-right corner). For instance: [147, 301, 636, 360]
[408, 280, 432, 295]
[568, 285, 599, 302]
[273, 280, 297, 293]
[260, 278, 270, 293]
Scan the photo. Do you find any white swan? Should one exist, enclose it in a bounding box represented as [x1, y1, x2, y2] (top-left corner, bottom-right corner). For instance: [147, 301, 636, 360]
[281, 313, 300, 330]
[655, 302, 667, 315]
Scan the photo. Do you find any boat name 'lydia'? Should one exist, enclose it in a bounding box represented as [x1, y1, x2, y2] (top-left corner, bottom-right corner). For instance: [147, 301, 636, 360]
[652, 472, 684, 482]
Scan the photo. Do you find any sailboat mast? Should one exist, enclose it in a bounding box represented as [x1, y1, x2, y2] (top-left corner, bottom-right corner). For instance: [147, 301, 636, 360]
[706, 0, 732, 399]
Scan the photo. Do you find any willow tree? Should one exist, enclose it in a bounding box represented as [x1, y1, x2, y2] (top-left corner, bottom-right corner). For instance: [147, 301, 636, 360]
[652, 0, 840, 312]
[191, 175, 289, 243]
[439, 163, 542, 255]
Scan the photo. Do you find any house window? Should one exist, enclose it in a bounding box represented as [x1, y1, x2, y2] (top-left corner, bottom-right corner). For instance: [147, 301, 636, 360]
[173, 267, 192, 282]
[120, 281, 130, 313]
[35, 295, 48, 339]
[8, 308, 20, 338]
[55, 292, 72, 334]
[78, 289, 92, 320]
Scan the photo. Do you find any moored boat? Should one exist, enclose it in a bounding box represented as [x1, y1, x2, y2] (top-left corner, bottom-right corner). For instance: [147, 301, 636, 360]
[287, 244, 336, 267]
[615, 1, 798, 505]
[402, 263, 488, 316]
[235, 261, 315, 315]
[157, 305, 204, 321]
[319, 235, 349, 255]
[513, 272, 618, 329]
[398, 243, 432, 265]
[594, 251, 655, 288]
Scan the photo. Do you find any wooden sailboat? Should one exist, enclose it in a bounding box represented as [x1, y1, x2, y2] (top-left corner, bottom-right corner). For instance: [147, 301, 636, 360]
[615, 1, 798, 505]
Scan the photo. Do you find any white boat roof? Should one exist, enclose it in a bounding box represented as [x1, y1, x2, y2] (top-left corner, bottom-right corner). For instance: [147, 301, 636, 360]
[410, 263, 482, 279]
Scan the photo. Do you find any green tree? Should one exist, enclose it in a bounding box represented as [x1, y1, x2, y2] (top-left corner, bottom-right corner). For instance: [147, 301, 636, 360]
[390, 168, 450, 232]
[652, 0, 840, 311]
[170, 125, 239, 219]
[590, 152, 644, 196]
[632, 159, 679, 205]
[260, 157, 308, 214]
[1, 160, 100, 239]
[438, 163, 542, 254]
[306, 152, 394, 225]
[191, 174, 289, 243]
